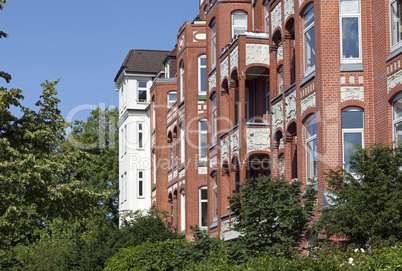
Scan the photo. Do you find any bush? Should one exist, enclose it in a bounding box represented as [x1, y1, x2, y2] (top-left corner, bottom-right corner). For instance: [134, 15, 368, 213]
[104, 239, 192, 271]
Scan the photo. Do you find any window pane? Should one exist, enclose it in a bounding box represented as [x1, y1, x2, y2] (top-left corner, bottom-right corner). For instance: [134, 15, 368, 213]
[342, 110, 363, 128]
[200, 121, 207, 131]
[139, 133, 143, 148]
[201, 57, 207, 66]
[343, 132, 362, 172]
[306, 116, 317, 138]
[201, 189, 207, 200]
[201, 202, 208, 227]
[305, 26, 315, 70]
[139, 81, 147, 88]
[342, 17, 359, 58]
[139, 180, 143, 196]
[394, 97, 402, 120]
[340, 0, 359, 14]
[233, 12, 247, 24]
[391, 1, 402, 46]
[169, 93, 177, 101]
[139, 90, 147, 102]
[200, 133, 207, 159]
[395, 122, 402, 145]
[200, 67, 207, 92]
[139, 171, 143, 178]
[307, 138, 317, 179]
[304, 6, 314, 28]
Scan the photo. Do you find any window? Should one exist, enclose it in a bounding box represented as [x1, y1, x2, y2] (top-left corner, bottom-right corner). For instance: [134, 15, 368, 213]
[340, 0, 362, 63]
[138, 170, 144, 198]
[170, 145, 173, 169]
[342, 107, 364, 173]
[265, 81, 270, 123]
[232, 11, 247, 38]
[152, 96, 156, 130]
[211, 20, 216, 68]
[199, 119, 208, 160]
[235, 87, 240, 125]
[198, 55, 207, 94]
[153, 149, 156, 185]
[264, 4, 270, 33]
[212, 172, 218, 221]
[165, 61, 170, 78]
[180, 189, 186, 232]
[138, 81, 148, 103]
[305, 114, 317, 183]
[393, 94, 402, 146]
[390, 0, 402, 49]
[245, 88, 250, 122]
[278, 66, 284, 93]
[138, 122, 144, 149]
[235, 169, 240, 193]
[199, 186, 208, 228]
[167, 91, 177, 109]
[180, 122, 185, 165]
[211, 93, 217, 144]
[303, 4, 315, 75]
[279, 153, 285, 176]
[180, 61, 185, 101]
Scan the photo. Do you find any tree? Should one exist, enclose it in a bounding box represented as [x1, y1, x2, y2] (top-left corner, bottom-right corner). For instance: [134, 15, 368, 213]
[228, 175, 317, 256]
[316, 143, 402, 248]
[61, 107, 119, 224]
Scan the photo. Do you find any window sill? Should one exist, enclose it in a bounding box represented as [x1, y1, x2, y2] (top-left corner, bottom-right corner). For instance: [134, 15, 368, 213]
[340, 63, 363, 72]
[300, 71, 315, 88]
[209, 221, 218, 230]
[387, 45, 402, 62]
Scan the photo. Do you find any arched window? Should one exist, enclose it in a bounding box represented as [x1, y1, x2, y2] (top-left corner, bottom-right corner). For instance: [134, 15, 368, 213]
[199, 119, 208, 161]
[180, 122, 185, 165]
[231, 10, 247, 37]
[305, 114, 317, 184]
[342, 107, 364, 172]
[278, 65, 284, 94]
[199, 186, 208, 229]
[180, 189, 186, 232]
[180, 61, 185, 101]
[210, 20, 216, 68]
[393, 93, 402, 146]
[303, 4, 315, 76]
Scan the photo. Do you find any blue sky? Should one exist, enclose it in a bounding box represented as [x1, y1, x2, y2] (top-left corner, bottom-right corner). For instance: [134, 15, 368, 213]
[1, 0, 199, 122]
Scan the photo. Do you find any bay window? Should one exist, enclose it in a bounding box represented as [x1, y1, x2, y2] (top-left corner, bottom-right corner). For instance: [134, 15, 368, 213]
[167, 91, 177, 109]
[231, 11, 247, 38]
[340, 0, 362, 63]
[211, 20, 216, 68]
[303, 4, 315, 75]
[198, 55, 207, 94]
[390, 0, 402, 49]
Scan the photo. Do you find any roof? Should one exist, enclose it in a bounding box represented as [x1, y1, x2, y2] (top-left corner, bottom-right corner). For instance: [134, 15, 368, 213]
[114, 49, 171, 82]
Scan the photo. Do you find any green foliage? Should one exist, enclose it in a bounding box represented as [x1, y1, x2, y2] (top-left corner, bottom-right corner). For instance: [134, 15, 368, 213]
[228, 175, 317, 256]
[316, 143, 402, 248]
[105, 239, 192, 271]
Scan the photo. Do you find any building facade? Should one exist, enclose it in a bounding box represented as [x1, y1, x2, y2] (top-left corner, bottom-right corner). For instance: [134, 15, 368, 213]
[118, 0, 402, 242]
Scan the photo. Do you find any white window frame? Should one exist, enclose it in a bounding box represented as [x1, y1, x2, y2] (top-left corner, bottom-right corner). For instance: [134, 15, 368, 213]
[180, 189, 186, 232]
[137, 122, 144, 150]
[198, 55, 207, 94]
[390, 0, 402, 51]
[212, 172, 218, 222]
[180, 122, 185, 165]
[165, 61, 170, 78]
[231, 10, 248, 38]
[199, 186, 208, 229]
[392, 93, 402, 146]
[211, 20, 216, 69]
[211, 93, 217, 145]
[339, 0, 362, 64]
[138, 170, 145, 198]
[138, 81, 148, 103]
[180, 61, 185, 102]
[199, 119, 208, 161]
[342, 107, 364, 173]
[167, 91, 177, 109]
[152, 97, 156, 131]
[303, 4, 315, 77]
[305, 114, 317, 185]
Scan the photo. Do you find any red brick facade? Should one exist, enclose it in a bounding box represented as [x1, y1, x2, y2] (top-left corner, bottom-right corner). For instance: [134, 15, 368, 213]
[147, 0, 402, 242]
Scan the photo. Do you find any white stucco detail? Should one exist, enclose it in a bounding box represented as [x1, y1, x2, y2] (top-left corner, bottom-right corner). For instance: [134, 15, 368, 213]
[247, 128, 270, 153]
[388, 69, 402, 93]
[271, 2, 282, 33]
[230, 46, 239, 72]
[209, 72, 216, 91]
[341, 86, 365, 102]
[284, 0, 294, 21]
[198, 166, 208, 174]
[179, 168, 186, 179]
[286, 91, 297, 123]
[168, 173, 173, 182]
[301, 92, 316, 115]
[277, 44, 283, 62]
[221, 136, 229, 163]
[230, 129, 240, 156]
[272, 102, 284, 132]
[246, 44, 270, 66]
[210, 155, 218, 168]
[221, 57, 229, 81]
